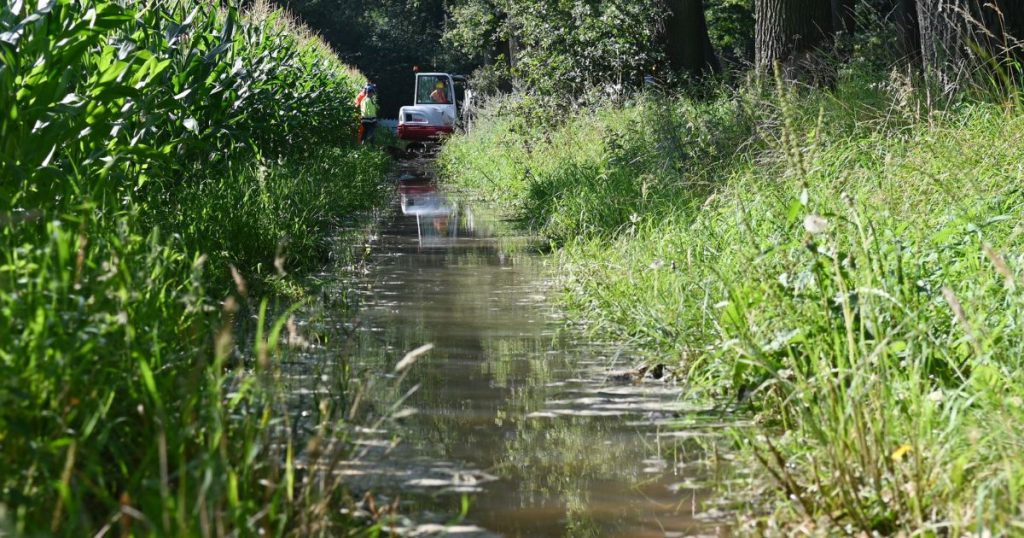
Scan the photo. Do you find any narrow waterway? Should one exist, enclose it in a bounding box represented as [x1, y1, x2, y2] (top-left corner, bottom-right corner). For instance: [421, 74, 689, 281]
[322, 159, 737, 537]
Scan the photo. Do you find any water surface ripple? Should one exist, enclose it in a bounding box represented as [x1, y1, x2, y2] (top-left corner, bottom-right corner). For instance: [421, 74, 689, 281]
[319, 161, 734, 537]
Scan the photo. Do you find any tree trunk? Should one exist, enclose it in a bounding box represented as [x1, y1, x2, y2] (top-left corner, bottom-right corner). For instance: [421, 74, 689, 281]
[998, 1, 1024, 40]
[969, 0, 1024, 61]
[662, 0, 721, 76]
[918, 0, 1024, 92]
[755, 0, 835, 71]
[831, 0, 856, 59]
[894, 0, 921, 62]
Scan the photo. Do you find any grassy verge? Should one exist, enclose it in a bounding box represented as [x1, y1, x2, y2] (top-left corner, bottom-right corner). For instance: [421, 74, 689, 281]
[1, 0, 390, 535]
[439, 76, 1024, 533]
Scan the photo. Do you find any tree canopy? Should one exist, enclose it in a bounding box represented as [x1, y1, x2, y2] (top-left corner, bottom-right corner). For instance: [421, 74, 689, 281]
[273, 0, 473, 114]
[276, 0, 755, 111]
[278, 0, 1024, 113]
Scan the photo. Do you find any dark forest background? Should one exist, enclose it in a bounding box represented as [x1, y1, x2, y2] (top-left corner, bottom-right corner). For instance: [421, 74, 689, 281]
[271, 0, 473, 115]
[271, 0, 755, 115]
[276, 0, 1023, 117]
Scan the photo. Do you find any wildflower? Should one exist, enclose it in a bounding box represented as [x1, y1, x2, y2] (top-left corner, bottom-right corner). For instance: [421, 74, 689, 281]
[803, 214, 828, 235]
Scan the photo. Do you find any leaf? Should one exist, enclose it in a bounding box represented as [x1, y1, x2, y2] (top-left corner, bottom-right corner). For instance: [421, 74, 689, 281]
[40, 144, 57, 167]
[37, 0, 56, 15]
[931, 219, 962, 245]
[138, 358, 164, 411]
[117, 39, 135, 60]
[786, 199, 801, 225]
[0, 30, 23, 45]
[97, 60, 130, 85]
[203, 42, 232, 62]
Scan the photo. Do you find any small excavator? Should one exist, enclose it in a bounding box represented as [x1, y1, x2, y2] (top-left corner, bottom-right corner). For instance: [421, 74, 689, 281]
[397, 72, 473, 143]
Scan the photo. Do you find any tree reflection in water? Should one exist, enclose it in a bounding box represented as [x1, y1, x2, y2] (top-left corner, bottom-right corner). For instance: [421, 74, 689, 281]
[327, 167, 736, 536]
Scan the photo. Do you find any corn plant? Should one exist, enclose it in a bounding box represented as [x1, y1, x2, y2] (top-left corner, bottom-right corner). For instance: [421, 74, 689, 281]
[1, 0, 388, 535]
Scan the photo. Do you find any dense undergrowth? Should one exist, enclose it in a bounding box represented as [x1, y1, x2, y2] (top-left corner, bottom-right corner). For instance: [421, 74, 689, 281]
[440, 72, 1024, 533]
[1, 0, 389, 535]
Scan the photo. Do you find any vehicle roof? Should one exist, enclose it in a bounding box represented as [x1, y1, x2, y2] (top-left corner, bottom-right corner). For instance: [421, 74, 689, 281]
[416, 72, 468, 81]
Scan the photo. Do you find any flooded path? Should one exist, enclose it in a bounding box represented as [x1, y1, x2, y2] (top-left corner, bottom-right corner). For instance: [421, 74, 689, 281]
[328, 159, 736, 537]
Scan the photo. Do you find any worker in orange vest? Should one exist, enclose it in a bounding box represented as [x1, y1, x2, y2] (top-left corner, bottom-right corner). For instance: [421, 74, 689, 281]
[354, 84, 369, 107]
[359, 84, 380, 145]
[430, 81, 449, 104]
[356, 83, 377, 143]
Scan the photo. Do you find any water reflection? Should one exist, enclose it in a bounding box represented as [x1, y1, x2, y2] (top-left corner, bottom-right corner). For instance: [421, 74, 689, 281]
[399, 182, 465, 249]
[331, 161, 733, 536]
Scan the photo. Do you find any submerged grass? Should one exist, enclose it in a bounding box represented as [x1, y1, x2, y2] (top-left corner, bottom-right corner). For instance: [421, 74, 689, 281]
[440, 71, 1024, 533]
[1, 0, 390, 534]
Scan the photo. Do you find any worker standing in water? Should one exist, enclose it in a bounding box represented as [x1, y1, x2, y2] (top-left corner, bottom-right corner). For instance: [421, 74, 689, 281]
[354, 83, 368, 142]
[359, 84, 379, 144]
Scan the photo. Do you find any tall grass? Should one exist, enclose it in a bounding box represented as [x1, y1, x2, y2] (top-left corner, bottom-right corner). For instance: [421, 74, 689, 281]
[440, 71, 1024, 533]
[1, 0, 389, 534]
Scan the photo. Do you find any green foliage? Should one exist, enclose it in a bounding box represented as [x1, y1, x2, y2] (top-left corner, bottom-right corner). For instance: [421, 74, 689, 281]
[443, 0, 505, 64]
[445, 0, 666, 98]
[441, 72, 1024, 533]
[1, 0, 364, 208]
[150, 147, 389, 280]
[0, 0, 388, 534]
[440, 88, 753, 242]
[442, 0, 756, 98]
[704, 0, 754, 62]
[278, 0, 755, 108]
[276, 0, 475, 116]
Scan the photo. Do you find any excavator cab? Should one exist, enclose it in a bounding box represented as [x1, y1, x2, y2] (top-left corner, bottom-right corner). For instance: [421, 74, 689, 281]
[398, 73, 472, 142]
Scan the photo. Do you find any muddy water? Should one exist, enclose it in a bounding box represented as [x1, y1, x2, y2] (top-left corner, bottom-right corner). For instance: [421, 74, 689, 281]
[333, 160, 734, 537]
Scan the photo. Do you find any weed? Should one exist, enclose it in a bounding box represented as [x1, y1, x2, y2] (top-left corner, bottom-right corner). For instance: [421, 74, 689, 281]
[441, 68, 1024, 533]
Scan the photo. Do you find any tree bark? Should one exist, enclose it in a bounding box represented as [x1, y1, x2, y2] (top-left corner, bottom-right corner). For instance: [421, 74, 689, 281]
[755, 0, 835, 72]
[757, 0, 835, 68]
[662, 0, 721, 76]
[894, 0, 921, 62]
[969, 0, 1024, 62]
[997, 1, 1024, 40]
[917, 0, 1024, 92]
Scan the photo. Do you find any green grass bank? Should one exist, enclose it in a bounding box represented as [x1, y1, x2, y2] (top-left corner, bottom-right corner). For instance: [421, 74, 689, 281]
[440, 78, 1024, 533]
[1, 0, 389, 534]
